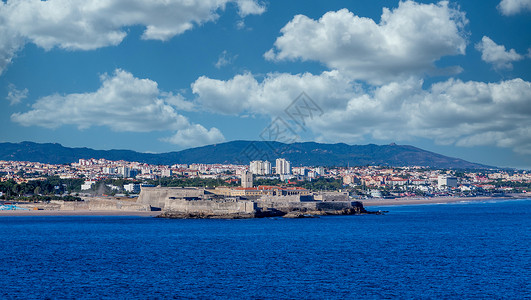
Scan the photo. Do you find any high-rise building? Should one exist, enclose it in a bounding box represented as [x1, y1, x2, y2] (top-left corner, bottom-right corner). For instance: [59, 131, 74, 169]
[438, 175, 458, 189]
[118, 166, 130, 178]
[241, 171, 253, 188]
[250, 160, 272, 175]
[316, 166, 325, 176]
[275, 158, 291, 175]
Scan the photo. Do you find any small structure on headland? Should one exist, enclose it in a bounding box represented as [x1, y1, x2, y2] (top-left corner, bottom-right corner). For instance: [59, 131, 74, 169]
[136, 186, 374, 219]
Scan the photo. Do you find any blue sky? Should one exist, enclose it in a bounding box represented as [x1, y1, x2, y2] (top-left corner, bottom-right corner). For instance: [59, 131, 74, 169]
[1, 0, 530, 169]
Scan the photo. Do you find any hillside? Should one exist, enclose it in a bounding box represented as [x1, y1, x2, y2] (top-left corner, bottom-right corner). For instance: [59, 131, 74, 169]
[0, 141, 492, 169]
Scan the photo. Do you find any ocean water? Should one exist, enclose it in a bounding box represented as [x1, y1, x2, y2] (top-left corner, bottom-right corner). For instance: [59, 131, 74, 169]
[1, 200, 530, 299]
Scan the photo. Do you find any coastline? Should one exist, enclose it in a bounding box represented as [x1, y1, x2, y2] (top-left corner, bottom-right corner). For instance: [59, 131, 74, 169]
[1, 196, 529, 216]
[361, 196, 529, 207]
[0, 210, 161, 217]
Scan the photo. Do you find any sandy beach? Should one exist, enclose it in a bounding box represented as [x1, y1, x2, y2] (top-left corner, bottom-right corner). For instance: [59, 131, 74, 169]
[0, 210, 161, 217]
[361, 196, 529, 207]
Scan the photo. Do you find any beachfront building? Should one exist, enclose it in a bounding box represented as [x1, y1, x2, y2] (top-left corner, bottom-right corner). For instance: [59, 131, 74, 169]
[438, 175, 458, 189]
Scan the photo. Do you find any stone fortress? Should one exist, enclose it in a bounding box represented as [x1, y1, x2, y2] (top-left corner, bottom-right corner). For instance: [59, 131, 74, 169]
[137, 185, 369, 218]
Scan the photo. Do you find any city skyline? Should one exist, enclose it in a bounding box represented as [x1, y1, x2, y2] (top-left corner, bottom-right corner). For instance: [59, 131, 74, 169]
[1, 0, 531, 169]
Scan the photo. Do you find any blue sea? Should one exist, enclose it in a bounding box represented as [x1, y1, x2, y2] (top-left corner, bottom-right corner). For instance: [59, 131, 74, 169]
[1, 199, 530, 299]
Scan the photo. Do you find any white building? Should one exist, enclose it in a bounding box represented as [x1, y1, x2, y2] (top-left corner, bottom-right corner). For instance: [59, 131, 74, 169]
[249, 160, 272, 175]
[315, 166, 325, 176]
[438, 175, 458, 189]
[241, 171, 253, 188]
[161, 169, 172, 177]
[103, 167, 116, 175]
[275, 158, 291, 175]
[118, 166, 130, 178]
[81, 180, 96, 190]
[124, 183, 140, 194]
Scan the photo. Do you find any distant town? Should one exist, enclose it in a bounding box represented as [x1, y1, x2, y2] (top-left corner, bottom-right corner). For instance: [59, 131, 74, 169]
[1, 157, 530, 201]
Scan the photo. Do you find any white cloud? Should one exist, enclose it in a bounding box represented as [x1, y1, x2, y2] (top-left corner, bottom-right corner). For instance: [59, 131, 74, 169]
[265, 1, 468, 84]
[236, 0, 266, 17]
[6, 83, 28, 105]
[475, 36, 524, 70]
[236, 20, 246, 30]
[498, 0, 531, 15]
[0, 0, 265, 74]
[11, 69, 224, 147]
[192, 70, 357, 116]
[162, 124, 225, 148]
[214, 50, 238, 69]
[192, 70, 531, 154]
[0, 6, 24, 76]
[313, 78, 531, 154]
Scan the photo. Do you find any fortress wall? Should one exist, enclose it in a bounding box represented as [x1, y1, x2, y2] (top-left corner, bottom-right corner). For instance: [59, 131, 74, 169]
[137, 187, 169, 208]
[258, 201, 357, 212]
[57, 199, 151, 211]
[60, 201, 89, 211]
[258, 201, 319, 212]
[165, 199, 257, 214]
[257, 195, 313, 203]
[313, 192, 349, 202]
[137, 187, 205, 209]
[315, 201, 354, 211]
[137, 187, 207, 209]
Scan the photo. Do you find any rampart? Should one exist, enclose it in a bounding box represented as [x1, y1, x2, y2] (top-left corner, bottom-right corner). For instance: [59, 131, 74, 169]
[51, 198, 151, 211]
[137, 186, 207, 209]
[257, 195, 313, 203]
[313, 192, 349, 202]
[165, 199, 256, 215]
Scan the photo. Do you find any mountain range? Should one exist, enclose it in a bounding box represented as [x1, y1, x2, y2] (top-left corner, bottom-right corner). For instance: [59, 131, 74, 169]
[0, 141, 492, 169]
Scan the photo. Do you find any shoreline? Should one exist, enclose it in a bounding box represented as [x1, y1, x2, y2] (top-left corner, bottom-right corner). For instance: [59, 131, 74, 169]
[0, 210, 161, 217]
[1, 196, 529, 216]
[361, 196, 529, 207]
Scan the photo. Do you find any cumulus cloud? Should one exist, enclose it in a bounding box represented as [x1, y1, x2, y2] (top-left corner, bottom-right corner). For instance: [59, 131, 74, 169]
[498, 0, 531, 15]
[0, 0, 265, 74]
[11, 69, 224, 147]
[475, 36, 524, 70]
[265, 1, 468, 84]
[192, 70, 357, 116]
[313, 78, 531, 154]
[162, 125, 225, 148]
[6, 83, 28, 105]
[236, 0, 266, 17]
[192, 70, 531, 154]
[0, 9, 24, 76]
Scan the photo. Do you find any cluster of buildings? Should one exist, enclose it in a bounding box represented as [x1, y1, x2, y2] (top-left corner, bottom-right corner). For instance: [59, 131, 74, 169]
[249, 159, 324, 180]
[1, 158, 530, 197]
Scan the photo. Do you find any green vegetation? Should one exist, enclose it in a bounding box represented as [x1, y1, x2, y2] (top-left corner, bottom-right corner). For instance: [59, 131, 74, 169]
[0, 176, 84, 200]
[488, 180, 531, 189]
[147, 177, 240, 188]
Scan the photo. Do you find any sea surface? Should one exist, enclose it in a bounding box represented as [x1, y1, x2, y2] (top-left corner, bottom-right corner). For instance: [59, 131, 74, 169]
[1, 199, 530, 299]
